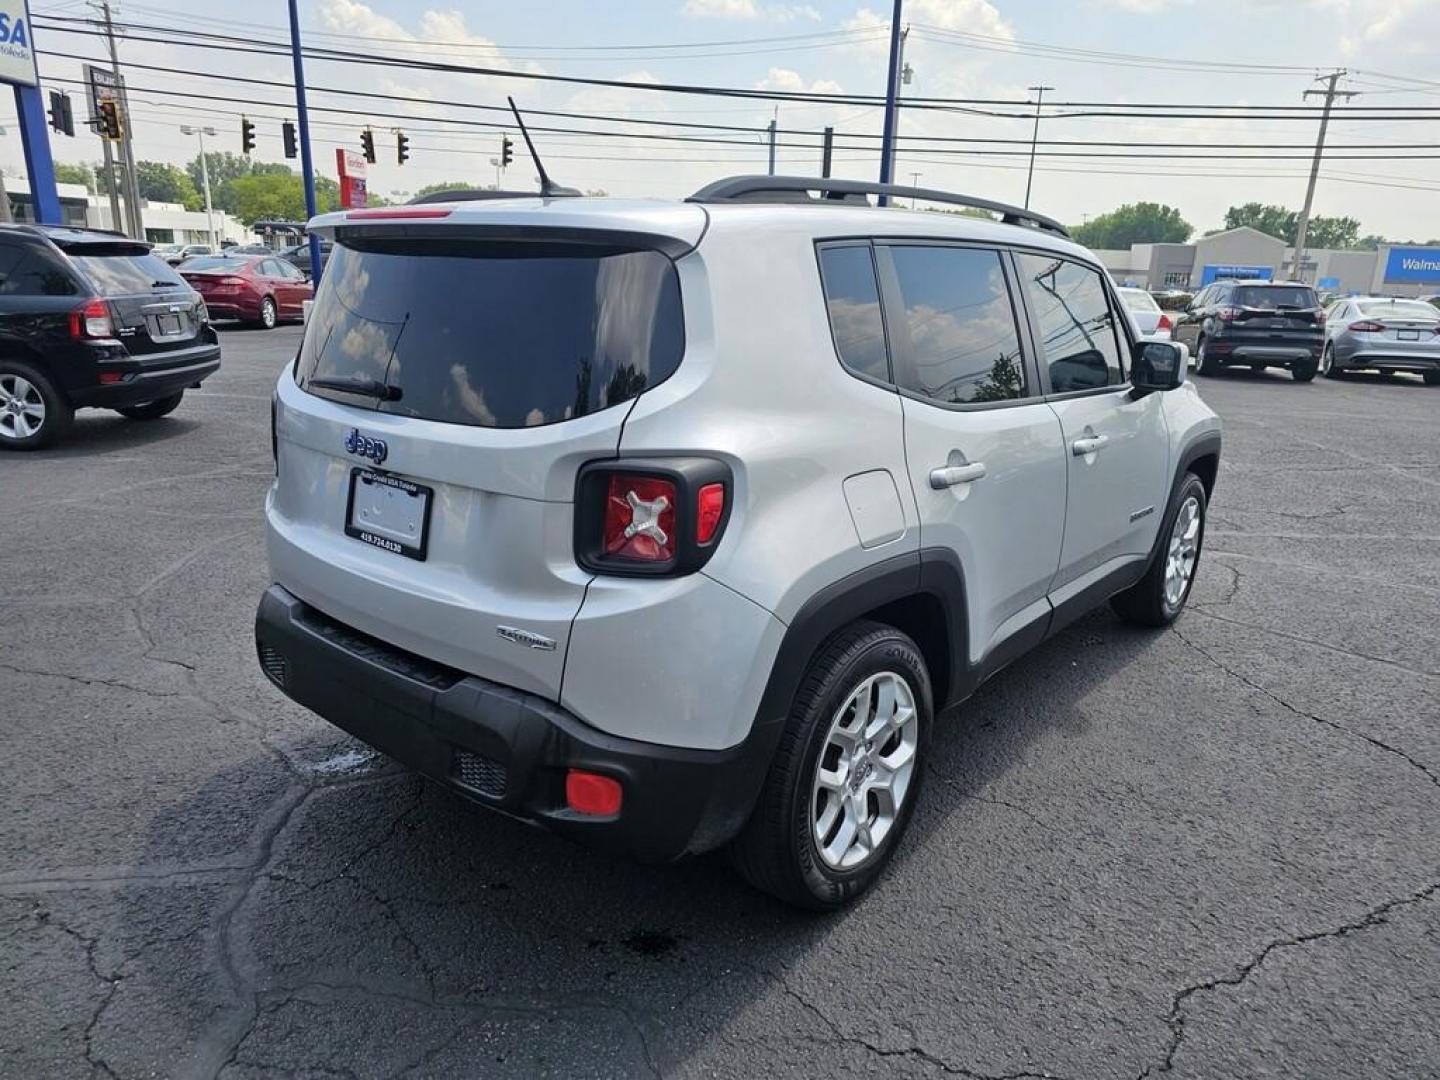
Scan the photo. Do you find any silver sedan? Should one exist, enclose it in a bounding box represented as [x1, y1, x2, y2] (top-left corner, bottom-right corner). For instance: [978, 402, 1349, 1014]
[1323, 297, 1440, 385]
[1117, 287, 1173, 340]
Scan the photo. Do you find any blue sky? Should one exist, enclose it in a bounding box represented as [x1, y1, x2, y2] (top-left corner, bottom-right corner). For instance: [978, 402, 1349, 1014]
[7, 0, 1438, 238]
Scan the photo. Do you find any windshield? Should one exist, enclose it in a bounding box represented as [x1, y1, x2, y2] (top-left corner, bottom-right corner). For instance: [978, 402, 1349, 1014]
[1119, 289, 1159, 313]
[1357, 299, 1440, 320]
[1233, 285, 1317, 310]
[297, 237, 684, 429]
[69, 251, 186, 295]
[181, 256, 254, 274]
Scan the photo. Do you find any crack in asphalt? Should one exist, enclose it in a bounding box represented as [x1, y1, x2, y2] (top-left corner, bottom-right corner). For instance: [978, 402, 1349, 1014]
[0, 661, 188, 699]
[1172, 626, 1440, 792]
[1137, 881, 1440, 1078]
[926, 764, 1050, 831]
[1192, 558, 1242, 609]
[1184, 608, 1440, 681]
[31, 906, 123, 1079]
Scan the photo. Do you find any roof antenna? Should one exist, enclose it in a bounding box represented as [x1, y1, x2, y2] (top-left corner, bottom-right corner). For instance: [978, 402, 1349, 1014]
[507, 96, 580, 198]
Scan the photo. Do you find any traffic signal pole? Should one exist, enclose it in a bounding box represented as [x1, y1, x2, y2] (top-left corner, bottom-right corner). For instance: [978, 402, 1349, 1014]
[288, 0, 324, 287]
[99, 1, 144, 238]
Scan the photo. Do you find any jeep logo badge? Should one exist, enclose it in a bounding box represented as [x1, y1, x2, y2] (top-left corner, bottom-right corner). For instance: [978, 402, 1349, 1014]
[344, 428, 388, 465]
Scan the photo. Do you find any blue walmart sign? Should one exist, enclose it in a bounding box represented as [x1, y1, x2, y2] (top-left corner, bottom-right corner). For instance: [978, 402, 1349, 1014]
[1200, 264, 1274, 286]
[1383, 247, 1440, 284]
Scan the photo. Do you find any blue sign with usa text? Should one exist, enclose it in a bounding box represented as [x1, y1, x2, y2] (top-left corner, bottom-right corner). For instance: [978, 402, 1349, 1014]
[1383, 247, 1440, 284]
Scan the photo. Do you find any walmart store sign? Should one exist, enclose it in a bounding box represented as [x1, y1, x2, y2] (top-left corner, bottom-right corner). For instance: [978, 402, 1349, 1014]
[1384, 247, 1440, 284]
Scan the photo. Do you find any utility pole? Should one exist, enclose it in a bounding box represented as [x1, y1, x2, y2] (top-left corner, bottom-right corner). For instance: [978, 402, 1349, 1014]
[766, 108, 777, 175]
[97, 1, 145, 239]
[876, 0, 904, 205]
[909, 171, 921, 208]
[820, 126, 834, 178]
[288, 0, 324, 287]
[1024, 85, 1054, 210]
[181, 126, 217, 249]
[886, 27, 911, 193]
[1292, 71, 1357, 283]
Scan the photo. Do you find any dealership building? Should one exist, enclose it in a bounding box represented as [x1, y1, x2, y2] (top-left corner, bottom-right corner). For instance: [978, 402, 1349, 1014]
[1095, 226, 1440, 296]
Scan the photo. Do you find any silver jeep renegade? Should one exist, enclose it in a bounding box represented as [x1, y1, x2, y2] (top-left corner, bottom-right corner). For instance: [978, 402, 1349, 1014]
[255, 176, 1220, 909]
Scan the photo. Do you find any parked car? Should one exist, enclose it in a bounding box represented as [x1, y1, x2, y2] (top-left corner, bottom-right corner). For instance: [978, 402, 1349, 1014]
[1172, 279, 1325, 381]
[1118, 286, 1173, 339]
[279, 240, 332, 277]
[162, 243, 214, 267]
[253, 178, 1220, 908]
[179, 254, 313, 329]
[227, 243, 274, 256]
[0, 225, 220, 449]
[1322, 296, 1440, 384]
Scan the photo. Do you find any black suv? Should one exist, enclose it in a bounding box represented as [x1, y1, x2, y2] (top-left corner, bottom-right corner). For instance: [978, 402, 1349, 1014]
[0, 225, 220, 449]
[1173, 279, 1325, 382]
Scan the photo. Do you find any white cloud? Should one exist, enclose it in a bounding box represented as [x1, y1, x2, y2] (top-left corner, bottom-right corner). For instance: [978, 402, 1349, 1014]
[755, 67, 844, 95]
[681, 0, 821, 21]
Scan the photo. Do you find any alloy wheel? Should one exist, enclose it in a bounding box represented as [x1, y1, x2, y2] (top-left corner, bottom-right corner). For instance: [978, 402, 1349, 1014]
[261, 299, 277, 329]
[811, 671, 920, 871]
[0, 374, 45, 441]
[1164, 495, 1202, 609]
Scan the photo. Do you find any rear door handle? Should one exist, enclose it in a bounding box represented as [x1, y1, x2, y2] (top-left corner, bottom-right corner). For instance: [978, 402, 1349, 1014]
[929, 462, 987, 489]
[1071, 434, 1110, 456]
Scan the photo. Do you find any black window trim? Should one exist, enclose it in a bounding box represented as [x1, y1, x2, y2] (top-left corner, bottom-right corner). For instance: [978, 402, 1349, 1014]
[813, 239, 898, 393]
[1006, 243, 1135, 402]
[875, 237, 1044, 414]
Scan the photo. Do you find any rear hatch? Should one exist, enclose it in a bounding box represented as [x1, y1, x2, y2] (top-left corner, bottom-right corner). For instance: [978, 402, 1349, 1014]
[268, 204, 703, 700]
[62, 241, 206, 356]
[1226, 284, 1324, 346]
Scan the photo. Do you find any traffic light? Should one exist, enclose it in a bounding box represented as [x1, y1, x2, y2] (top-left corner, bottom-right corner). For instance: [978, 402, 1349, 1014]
[282, 120, 297, 159]
[500, 134, 514, 169]
[48, 90, 74, 137]
[97, 99, 121, 141]
[396, 130, 409, 165]
[360, 128, 376, 164]
[241, 116, 256, 155]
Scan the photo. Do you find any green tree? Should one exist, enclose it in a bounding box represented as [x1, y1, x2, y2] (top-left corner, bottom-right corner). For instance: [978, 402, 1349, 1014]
[1071, 203, 1192, 249]
[1305, 216, 1360, 250]
[1222, 202, 1296, 239]
[413, 180, 491, 198]
[135, 161, 201, 210]
[54, 162, 96, 192]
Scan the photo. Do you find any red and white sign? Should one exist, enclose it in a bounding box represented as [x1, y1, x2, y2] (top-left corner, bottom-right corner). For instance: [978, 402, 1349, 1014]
[335, 148, 368, 210]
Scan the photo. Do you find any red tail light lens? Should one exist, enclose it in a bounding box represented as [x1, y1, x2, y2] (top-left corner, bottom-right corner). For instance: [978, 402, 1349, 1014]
[566, 769, 623, 816]
[69, 298, 113, 340]
[696, 482, 725, 544]
[1349, 320, 1385, 332]
[1156, 312, 1173, 332]
[1216, 306, 1239, 322]
[602, 474, 677, 562]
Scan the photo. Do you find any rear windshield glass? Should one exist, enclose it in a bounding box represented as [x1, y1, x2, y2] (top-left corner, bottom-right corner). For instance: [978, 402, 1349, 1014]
[181, 256, 253, 273]
[1357, 299, 1440, 320]
[1233, 285, 1317, 310]
[297, 238, 684, 429]
[70, 252, 186, 295]
[1119, 289, 1159, 312]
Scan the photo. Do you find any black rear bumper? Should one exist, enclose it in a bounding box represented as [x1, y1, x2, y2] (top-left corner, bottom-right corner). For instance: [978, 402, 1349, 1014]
[254, 585, 778, 862]
[69, 343, 222, 408]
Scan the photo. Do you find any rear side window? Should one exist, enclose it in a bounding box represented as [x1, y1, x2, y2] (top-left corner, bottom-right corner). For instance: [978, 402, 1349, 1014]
[0, 249, 80, 297]
[817, 244, 889, 382]
[887, 245, 1027, 405]
[1015, 252, 1124, 393]
[69, 251, 185, 295]
[297, 238, 684, 429]
[1234, 285, 1317, 309]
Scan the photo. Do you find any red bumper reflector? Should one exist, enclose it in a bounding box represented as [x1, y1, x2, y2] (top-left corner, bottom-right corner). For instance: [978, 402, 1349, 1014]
[98, 371, 126, 384]
[566, 769, 623, 816]
[696, 482, 725, 544]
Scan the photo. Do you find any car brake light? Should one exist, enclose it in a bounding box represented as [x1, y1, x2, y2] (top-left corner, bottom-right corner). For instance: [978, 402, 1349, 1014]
[1156, 312, 1173, 332]
[345, 208, 453, 220]
[696, 482, 725, 544]
[566, 769, 622, 816]
[69, 298, 113, 340]
[1216, 306, 1239, 322]
[1314, 310, 1326, 327]
[1349, 320, 1385, 332]
[602, 474, 677, 562]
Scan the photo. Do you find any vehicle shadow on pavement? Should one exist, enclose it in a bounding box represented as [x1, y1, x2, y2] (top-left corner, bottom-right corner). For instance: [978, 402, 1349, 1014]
[20, 415, 202, 456]
[115, 606, 1170, 1077]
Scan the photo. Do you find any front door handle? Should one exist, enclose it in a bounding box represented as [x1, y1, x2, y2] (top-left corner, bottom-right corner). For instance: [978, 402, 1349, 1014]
[929, 462, 987, 489]
[1072, 434, 1110, 456]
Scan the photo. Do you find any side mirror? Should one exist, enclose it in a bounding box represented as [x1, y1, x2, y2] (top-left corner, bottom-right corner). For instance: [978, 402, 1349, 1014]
[1132, 340, 1187, 392]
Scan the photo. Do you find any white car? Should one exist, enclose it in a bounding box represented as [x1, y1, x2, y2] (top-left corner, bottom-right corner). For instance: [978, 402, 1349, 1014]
[1118, 286, 1173, 339]
[254, 176, 1220, 908]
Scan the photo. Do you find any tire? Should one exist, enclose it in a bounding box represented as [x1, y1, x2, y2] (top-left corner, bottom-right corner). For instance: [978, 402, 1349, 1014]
[256, 296, 277, 330]
[1110, 472, 1207, 628]
[1292, 359, 1318, 382]
[1196, 336, 1221, 376]
[729, 621, 932, 910]
[1321, 345, 1341, 379]
[0, 360, 72, 451]
[115, 391, 184, 421]
[1424, 370, 1440, 386]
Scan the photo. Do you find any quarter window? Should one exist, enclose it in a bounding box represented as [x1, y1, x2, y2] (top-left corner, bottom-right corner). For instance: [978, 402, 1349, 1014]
[887, 245, 1027, 404]
[817, 244, 889, 382]
[1015, 253, 1124, 393]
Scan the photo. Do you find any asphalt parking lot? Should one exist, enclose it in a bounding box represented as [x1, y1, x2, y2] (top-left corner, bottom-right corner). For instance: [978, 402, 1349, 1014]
[2, 326, 1437, 1079]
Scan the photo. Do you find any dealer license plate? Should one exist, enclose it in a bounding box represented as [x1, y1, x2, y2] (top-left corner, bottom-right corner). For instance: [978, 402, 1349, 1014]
[345, 469, 432, 560]
[1398, 330, 1420, 341]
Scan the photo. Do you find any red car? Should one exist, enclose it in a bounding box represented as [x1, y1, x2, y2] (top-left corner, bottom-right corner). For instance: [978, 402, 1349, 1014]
[179, 254, 312, 329]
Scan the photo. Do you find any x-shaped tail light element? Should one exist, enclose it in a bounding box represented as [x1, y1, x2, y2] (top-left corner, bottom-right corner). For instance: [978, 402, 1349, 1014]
[623, 489, 670, 545]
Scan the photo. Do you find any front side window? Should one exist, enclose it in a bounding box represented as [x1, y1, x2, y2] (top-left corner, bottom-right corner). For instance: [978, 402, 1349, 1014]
[888, 245, 1027, 405]
[817, 244, 889, 382]
[1015, 252, 1125, 393]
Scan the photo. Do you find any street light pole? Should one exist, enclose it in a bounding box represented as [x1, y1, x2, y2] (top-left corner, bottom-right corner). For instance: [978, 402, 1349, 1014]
[181, 126, 217, 249]
[1024, 85, 1053, 210]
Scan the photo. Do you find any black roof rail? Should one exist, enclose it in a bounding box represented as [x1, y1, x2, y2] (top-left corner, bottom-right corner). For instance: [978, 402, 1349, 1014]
[407, 189, 548, 206]
[687, 175, 1070, 238]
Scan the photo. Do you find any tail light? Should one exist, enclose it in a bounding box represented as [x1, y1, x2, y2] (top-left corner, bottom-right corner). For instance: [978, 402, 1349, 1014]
[69, 298, 113, 340]
[575, 458, 732, 577]
[1156, 313, 1173, 332]
[1216, 306, 1239, 322]
[1349, 320, 1385, 332]
[1314, 310, 1326, 327]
